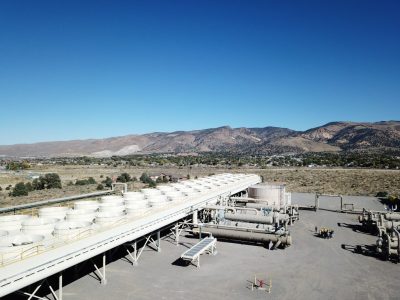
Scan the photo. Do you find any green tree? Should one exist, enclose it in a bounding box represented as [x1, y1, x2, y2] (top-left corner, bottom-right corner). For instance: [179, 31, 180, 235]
[11, 182, 29, 197]
[25, 182, 34, 192]
[117, 173, 131, 183]
[102, 177, 113, 188]
[96, 184, 104, 190]
[87, 177, 96, 184]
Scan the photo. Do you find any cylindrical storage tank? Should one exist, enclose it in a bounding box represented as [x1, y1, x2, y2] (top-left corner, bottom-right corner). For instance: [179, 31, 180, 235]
[74, 200, 99, 211]
[21, 217, 58, 237]
[126, 206, 150, 217]
[248, 183, 286, 209]
[100, 196, 124, 205]
[0, 230, 8, 238]
[123, 192, 145, 201]
[156, 185, 176, 193]
[95, 211, 126, 227]
[124, 198, 149, 208]
[54, 221, 92, 240]
[0, 215, 31, 234]
[98, 203, 125, 214]
[66, 209, 96, 223]
[141, 188, 162, 197]
[38, 206, 68, 220]
[164, 190, 187, 202]
[0, 234, 45, 263]
[148, 195, 169, 208]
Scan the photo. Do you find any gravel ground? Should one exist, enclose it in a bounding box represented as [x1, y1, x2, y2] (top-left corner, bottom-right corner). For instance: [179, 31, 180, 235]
[7, 193, 394, 300]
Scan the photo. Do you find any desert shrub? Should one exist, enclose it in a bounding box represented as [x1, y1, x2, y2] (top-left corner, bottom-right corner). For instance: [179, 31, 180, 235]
[117, 173, 131, 183]
[376, 191, 388, 198]
[11, 182, 28, 197]
[102, 177, 113, 188]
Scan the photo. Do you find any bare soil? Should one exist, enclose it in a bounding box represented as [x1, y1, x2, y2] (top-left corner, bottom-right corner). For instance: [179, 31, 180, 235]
[0, 165, 399, 208]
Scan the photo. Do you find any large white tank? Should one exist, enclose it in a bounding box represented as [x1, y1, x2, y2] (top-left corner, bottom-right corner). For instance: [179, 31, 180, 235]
[100, 196, 124, 205]
[164, 190, 187, 202]
[0, 234, 45, 263]
[123, 192, 145, 201]
[141, 188, 162, 197]
[21, 217, 58, 237]
[248, 183, 286, 208]
[38, 206, 68, 220]
[148, 195, 169, 208]
[95, 211, 126, 227]
[98, 203, 125, 213]
[66, 209, 96, 223]
[124, 198, 149, 208]
[156, 185, 176, 193]
[54, 221, 92, 240]
[74, 200, 99, 211]
[125, 206, 150, 217]
[0, 215, 31, 234]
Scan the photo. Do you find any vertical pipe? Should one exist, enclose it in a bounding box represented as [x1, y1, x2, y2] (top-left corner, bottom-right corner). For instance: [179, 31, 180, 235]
[175, 225, 179, 245]
[340, 196, 343, 211]
[157, 231, 161, 252]
[102, 253, 107, 285]
[59, 273, 63, 300]
[193, 210, 198, 225]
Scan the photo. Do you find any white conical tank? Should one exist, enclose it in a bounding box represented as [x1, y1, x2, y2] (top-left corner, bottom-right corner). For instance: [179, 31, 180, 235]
[66, 209, 96, 223]
[21, 217, 58, 237]
[0, 234, 45, 264]
[38, 206, 68, 220]
[54, 221, 92, 240]
[74, 200, 99, 211]
[0, 215, 31, 234]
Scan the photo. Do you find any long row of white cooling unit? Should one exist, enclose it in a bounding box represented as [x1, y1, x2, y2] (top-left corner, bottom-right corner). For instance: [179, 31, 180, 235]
[0, 173, 261, 298]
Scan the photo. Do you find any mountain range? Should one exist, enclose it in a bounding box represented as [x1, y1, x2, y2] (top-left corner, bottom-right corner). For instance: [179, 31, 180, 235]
[0, 121, 399, 158]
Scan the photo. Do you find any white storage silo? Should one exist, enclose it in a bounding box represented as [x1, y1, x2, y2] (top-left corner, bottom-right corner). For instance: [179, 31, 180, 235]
[54, 221, 92, 240]
[95, 211, 126, 227]
[66, 209, 96, 223]
[100, 195, 124, 205]
[74, 200, 99, 211]
[248, 183, 287, 209]
[38, 206, 68, 220]
[0, 215, 31, 234]
[0, 234, 45, 263]
[21, 217, 58, 237]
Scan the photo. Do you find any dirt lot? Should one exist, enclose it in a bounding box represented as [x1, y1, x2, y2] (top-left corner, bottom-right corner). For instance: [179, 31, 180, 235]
[0, 165, 399, 208]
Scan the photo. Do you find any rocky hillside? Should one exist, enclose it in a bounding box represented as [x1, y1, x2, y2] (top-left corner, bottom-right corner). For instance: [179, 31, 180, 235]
[0, 121, 399, 157]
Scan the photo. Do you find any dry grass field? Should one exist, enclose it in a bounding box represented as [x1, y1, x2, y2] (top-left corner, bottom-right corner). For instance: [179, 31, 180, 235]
[0, 165, 399, 208]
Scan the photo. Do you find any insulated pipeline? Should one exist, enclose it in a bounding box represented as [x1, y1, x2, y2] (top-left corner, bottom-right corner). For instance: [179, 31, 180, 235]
[194, 226, 292, 246]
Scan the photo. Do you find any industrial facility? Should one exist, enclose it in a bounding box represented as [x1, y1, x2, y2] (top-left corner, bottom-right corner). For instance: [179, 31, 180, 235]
[0, 173, 399, 300]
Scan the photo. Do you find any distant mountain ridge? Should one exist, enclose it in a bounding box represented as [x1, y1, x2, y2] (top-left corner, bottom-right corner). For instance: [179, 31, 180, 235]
[0, 121, 399, 157]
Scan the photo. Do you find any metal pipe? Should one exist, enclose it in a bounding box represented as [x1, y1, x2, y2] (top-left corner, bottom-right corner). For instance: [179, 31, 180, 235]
[193, 226, 291, 246]
[224, 212, 274, 224]
[0, 191, 114, 215]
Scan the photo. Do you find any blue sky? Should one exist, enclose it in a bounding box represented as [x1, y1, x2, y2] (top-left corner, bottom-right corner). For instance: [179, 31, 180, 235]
[0, 0, 399, 145]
